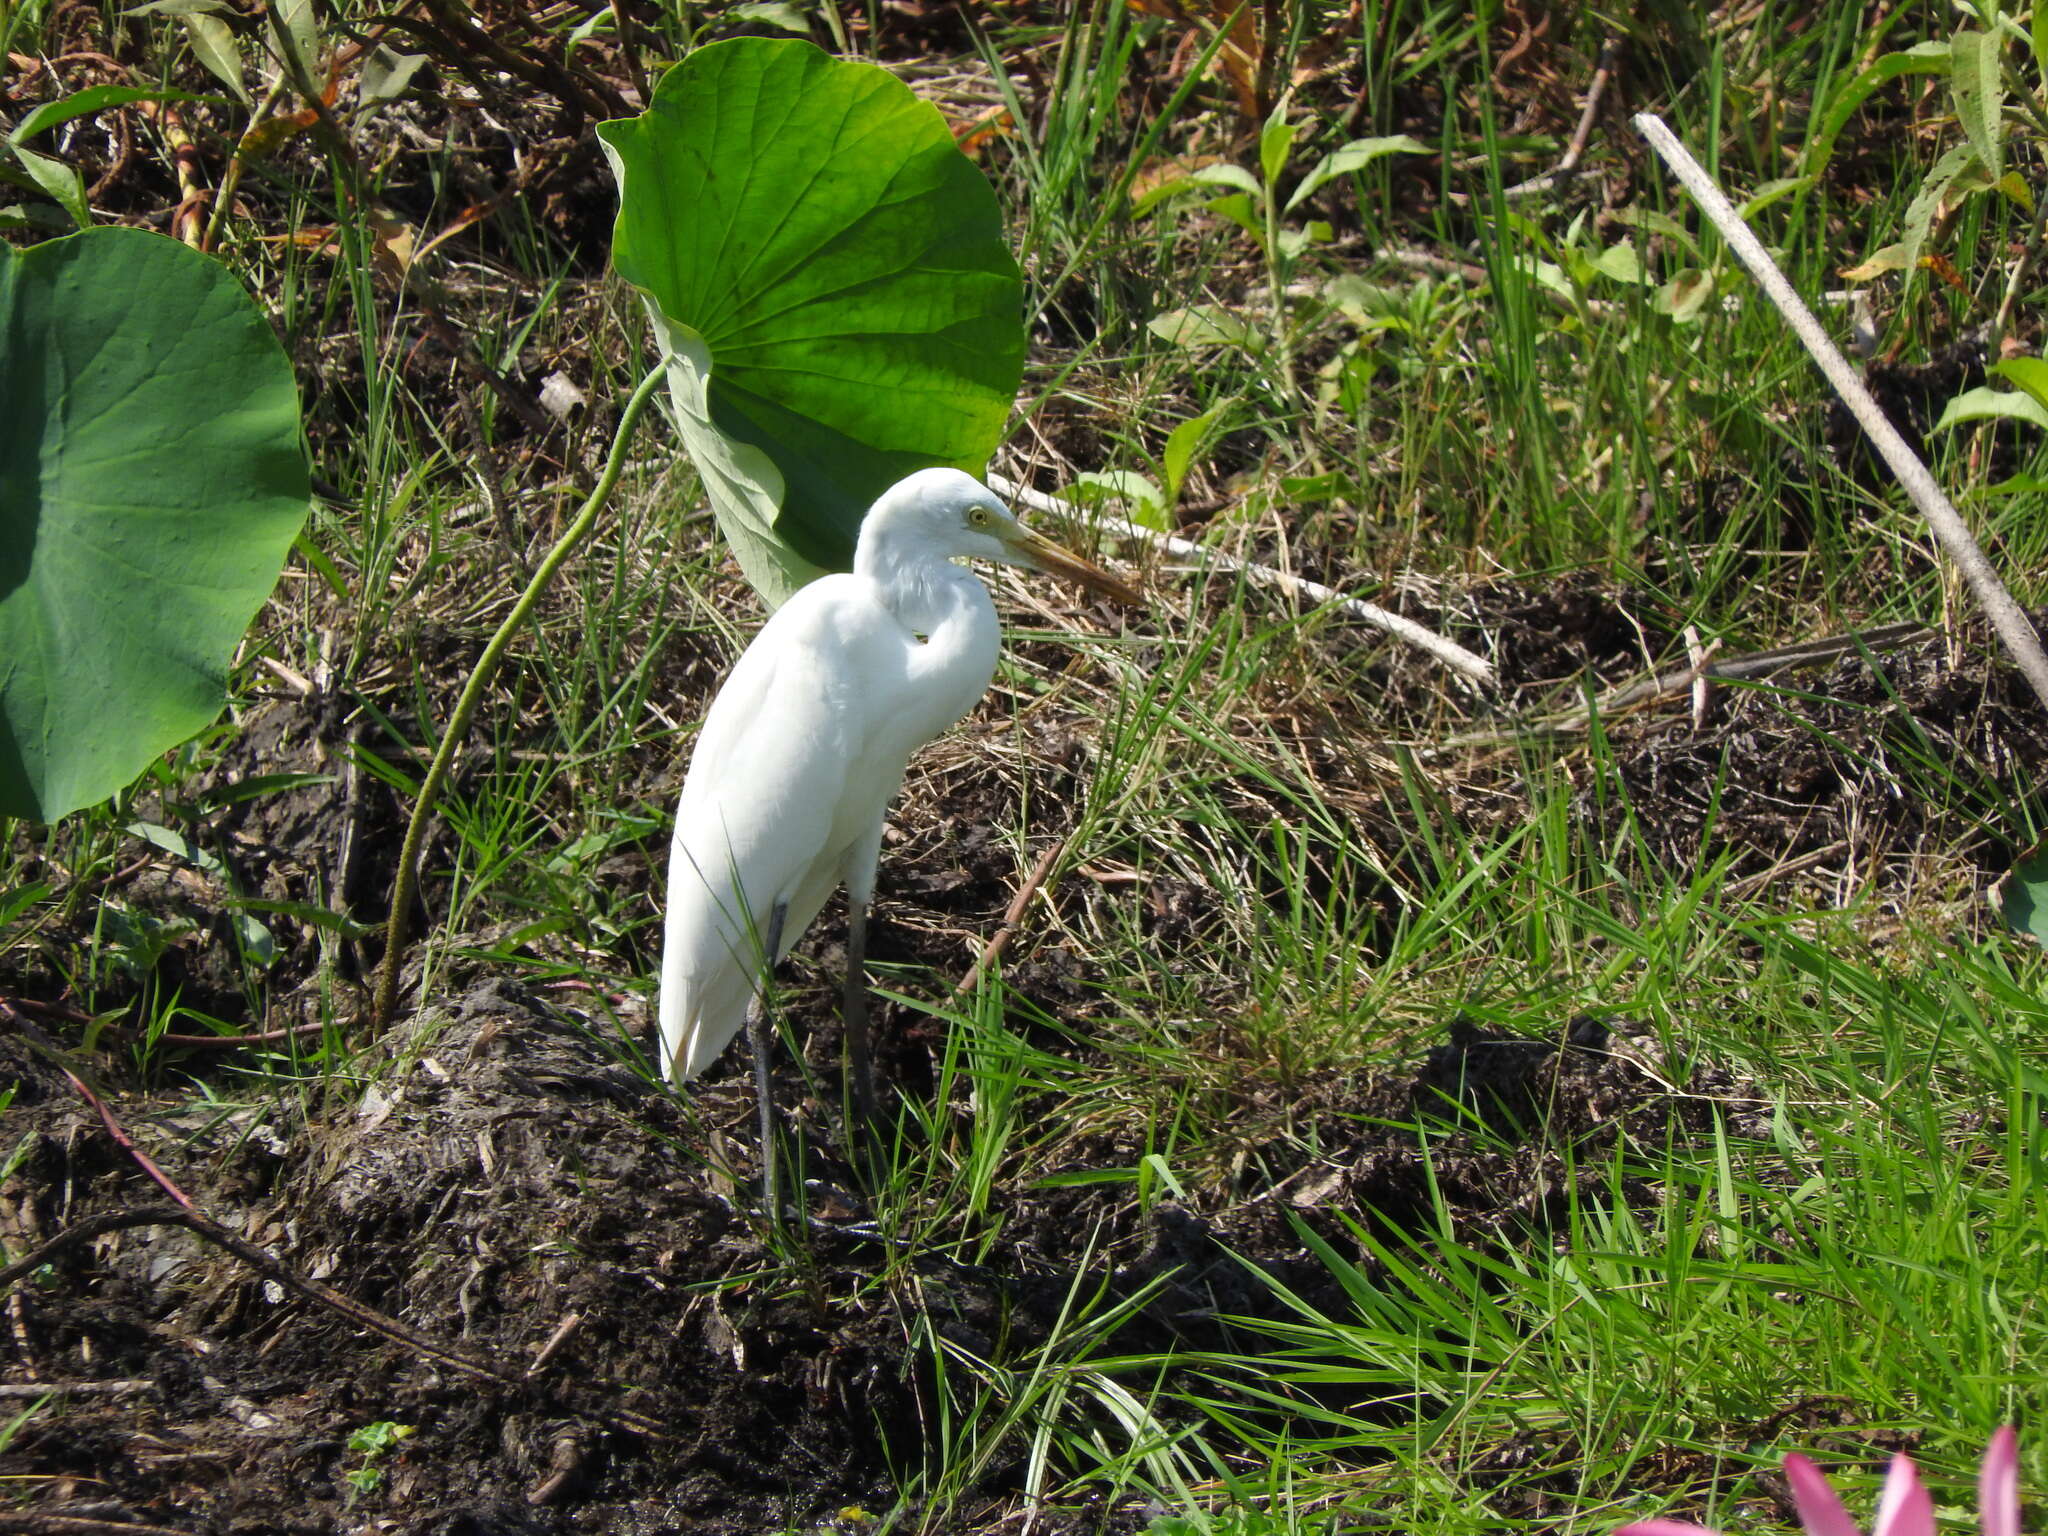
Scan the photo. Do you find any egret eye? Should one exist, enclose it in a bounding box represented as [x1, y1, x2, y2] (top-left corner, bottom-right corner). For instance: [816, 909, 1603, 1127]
[972, 505, 1003, 529]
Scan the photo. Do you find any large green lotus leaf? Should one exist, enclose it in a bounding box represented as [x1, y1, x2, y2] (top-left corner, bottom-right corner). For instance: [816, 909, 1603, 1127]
[0, 227, 309, 822]
[598, 38, 1024, 606]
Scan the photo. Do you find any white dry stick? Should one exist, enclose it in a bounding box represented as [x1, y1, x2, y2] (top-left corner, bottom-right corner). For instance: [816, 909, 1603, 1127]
[1635, 111, 2048, 713]
[987, 472, 1497, 686]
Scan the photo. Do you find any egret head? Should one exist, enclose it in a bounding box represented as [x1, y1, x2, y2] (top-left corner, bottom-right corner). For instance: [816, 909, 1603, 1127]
[863, 468, 1141, 605]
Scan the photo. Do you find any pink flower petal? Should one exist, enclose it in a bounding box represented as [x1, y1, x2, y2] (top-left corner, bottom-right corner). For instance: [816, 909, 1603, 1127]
[1786, 1453, 1868, 1536]
[1873, 1453, 1935, 1536]
[1980, 1427, 2020, 1536]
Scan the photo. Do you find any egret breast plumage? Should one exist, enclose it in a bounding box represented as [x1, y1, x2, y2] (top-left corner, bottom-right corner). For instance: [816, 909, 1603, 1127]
[655, 468, 1137, 1211]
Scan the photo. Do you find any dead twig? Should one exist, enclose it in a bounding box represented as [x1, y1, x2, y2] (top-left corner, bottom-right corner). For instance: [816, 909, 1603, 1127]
[0, 1208, 191, 1291]
[988, 474, 1496, 686]
[454, 383, 530, 574]
[2, 992, 337, 1051]
[0, 1514, 198, 1535]
[525, 1430, 590, 1506]
[409, 0, 625, 129]
[0, 1379, 153, 1398]
[417, 298, 560, 445]
[1430, 621, 1937, 750]
[1635, 112, 2048, 714]
[1505, 38, 1618, 199]
[26, 1202, 664, 1440]
[526, 1313, 582, 1377]
[954, 836, 1070, 998]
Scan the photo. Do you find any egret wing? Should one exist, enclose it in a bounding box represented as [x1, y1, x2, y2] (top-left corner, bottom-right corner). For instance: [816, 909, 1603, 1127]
[659, 580, 905, 1078]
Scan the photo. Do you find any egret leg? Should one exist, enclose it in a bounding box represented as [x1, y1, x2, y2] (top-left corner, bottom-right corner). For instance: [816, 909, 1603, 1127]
[747, 900, 789, 1223]
[843, 897, 877, 1134]
[842, 828, 886, 1177]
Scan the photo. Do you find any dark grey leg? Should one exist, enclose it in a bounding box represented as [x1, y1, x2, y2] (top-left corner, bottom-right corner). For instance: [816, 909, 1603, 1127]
[747, 900, 789, 1223]
[844, 897, 877, 1134]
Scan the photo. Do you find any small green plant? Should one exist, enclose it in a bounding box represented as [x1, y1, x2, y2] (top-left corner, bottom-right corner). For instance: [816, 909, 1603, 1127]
[1064, 399, 1235, 531]
[342, 1419, 415, 1503]
[1137, 100, 1424, 404]
[1827, 1, 2048, 386]
[0, 1391, 50, 1457]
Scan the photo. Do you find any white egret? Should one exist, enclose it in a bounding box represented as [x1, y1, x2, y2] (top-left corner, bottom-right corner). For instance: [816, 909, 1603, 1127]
[658, 468, 1138, 1214]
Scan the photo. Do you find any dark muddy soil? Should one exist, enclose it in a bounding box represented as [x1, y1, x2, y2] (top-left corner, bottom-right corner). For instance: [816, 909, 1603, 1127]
[2, 980, 1763, 1535]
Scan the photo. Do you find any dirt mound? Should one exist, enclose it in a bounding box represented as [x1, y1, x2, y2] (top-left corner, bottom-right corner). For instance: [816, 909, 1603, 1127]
[3, 991, 1749, 1534]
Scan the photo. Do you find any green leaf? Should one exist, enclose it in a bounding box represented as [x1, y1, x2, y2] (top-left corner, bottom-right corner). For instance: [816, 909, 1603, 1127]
[127, 819, 274, 962]
[1284, 134, 1427, 212]
[1162, 402, 1232, 503]
[227, 896, 375, 939]
[1619, 203, 1699, 255]
[1526, 258, 1574, 302]
[1991, 357, 2048, 415]
[1279, 470, 1356, 503]
[1981, 472, 2048, 496]
[183, 12, 247, 102]
[1654, 268, 1714, 323]
[1275, 220, 1331, 259]
[128, 819, 232, 881]
[1931, 384, 2048, 433]
[1147, 305, 1256, 351]
[6, 145, 88, 229]
[9, 85, 211, 145]
[0, 880, 50, 928]
[1204, 191, 1263, 240]
[729, 1, 813, 31]
[1068, 470, 1167, 531]
[1899, 141, 1982, 289]
[0, 228, 310, 822]
[346, 1421, 416, 1457]
[1950, 29, 2005, 181]
[357, 46, 429, 109]
[1994, 169, 2034, 212]
[197, 770, 334, 810]
[1839, 242, 1910, 281]
[1738, 175, 1814, 219]
[1189, 162, 1263, 198]
[1590, 242, 1646, 284]
[122, 0, 233, 14]
[1991, 837, 2048, 951]
[275, 0, 318, 73]
[293, 530, 346, 597]
[1323, 272, 1402, 323]
[1259, 104, 1297, 189]
[1803, 40, 1948, 181]
[597, 39, 1023, 606]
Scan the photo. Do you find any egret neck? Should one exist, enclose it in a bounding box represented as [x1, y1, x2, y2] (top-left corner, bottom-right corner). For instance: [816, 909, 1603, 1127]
[855, 521, 1003, 743]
